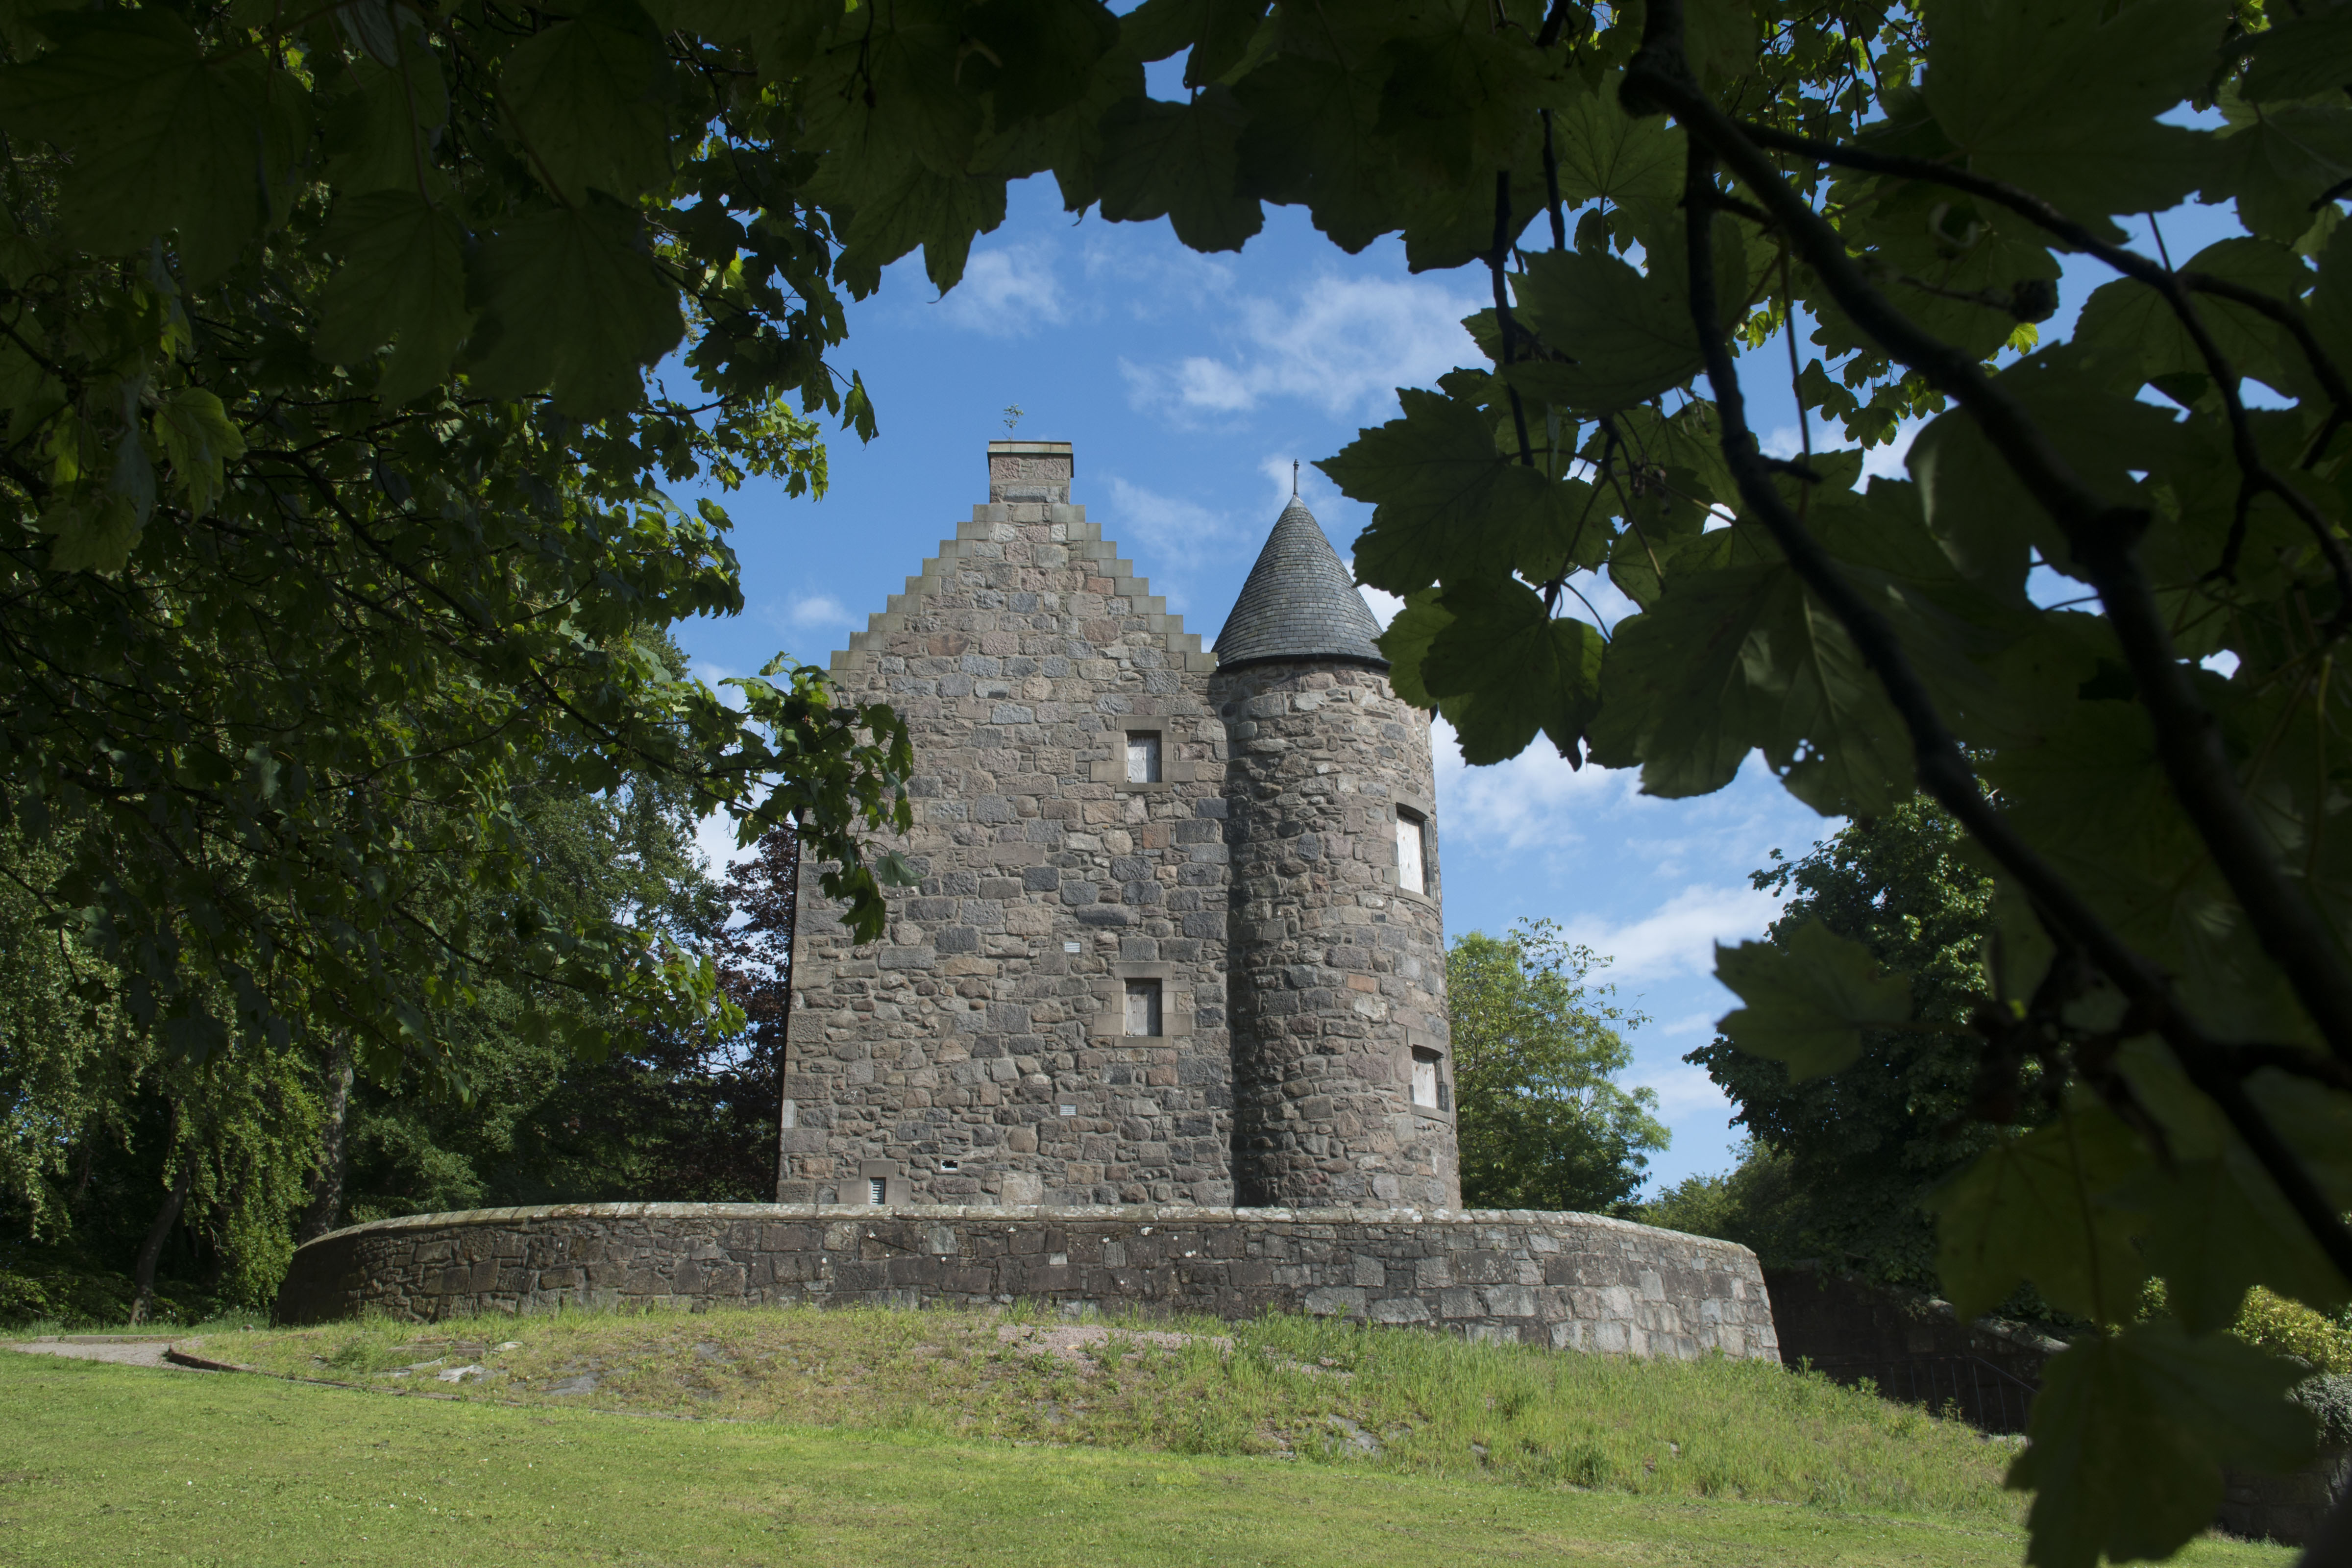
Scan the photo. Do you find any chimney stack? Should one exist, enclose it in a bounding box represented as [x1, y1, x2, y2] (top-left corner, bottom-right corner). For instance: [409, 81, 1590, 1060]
[987, 440, 1073, 504]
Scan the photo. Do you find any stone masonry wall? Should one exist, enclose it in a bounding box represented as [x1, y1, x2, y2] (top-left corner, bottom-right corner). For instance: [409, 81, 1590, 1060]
[784, 445, 1236, 1207]
[1215, 661, 1457, 1208]
[276, 1203, 1779, 1361]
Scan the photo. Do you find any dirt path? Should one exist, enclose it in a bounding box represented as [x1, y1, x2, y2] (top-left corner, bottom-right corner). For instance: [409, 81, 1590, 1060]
[7, 1336, 199, 1370]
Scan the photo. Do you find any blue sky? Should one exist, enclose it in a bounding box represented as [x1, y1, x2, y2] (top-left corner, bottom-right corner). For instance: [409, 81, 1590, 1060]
[670, 171, 2246, 1196]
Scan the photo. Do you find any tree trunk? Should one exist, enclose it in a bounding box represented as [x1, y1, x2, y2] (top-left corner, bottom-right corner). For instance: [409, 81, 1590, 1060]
[296, 1038, 355, 1246]
[127, 1152, 194, 1327]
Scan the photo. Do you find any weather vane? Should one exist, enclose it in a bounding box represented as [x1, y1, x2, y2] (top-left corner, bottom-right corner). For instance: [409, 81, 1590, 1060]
[1002, 404, 1024, 434]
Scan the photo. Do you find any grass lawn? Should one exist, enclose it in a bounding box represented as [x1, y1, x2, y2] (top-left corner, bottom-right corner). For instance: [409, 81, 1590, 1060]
[3, 1348, 2293, 1568]
[6, 1310, 2307, 1568]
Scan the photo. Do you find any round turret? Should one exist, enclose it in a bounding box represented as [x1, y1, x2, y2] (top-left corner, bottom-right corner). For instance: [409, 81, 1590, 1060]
[1212, 495, 1459, 1209]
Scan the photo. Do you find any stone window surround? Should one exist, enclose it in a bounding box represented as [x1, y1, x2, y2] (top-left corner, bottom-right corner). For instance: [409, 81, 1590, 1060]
[1403, 1028, 1453, 1123]
[858, 1159, 913, 1204]
[1382, 790, 1440, 907]
[1087, 960, 1194, 1036]
[1086, 723, 1199, 791]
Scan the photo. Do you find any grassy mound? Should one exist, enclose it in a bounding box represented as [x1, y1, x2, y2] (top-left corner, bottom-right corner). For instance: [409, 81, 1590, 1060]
[0, 1335, 2295, 1568]
[200, 1303, 2022, 1523]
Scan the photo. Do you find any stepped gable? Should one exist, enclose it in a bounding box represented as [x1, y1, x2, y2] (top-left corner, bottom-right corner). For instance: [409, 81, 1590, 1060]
[1211, 493, 1386, 670]
[830, 441, 1210, 678]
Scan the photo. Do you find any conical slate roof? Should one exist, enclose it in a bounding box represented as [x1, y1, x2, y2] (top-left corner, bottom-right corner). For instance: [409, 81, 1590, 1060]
[1213, 495, 1389, 670]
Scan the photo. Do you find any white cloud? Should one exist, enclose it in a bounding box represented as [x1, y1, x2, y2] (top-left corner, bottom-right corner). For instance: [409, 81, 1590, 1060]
[933, 242, 1068, 336]
[1759, 416, 1926, 482]
[1081, 233, 1236, 317]
[1122, 273, 1482, 423]
[1555, 883, 1786, 984]
[1102, 476, 1261, 616]
[783, 594, 857, 632]
[1630, 1060, 1731, 1123]
[1431, 714, 1633, 855]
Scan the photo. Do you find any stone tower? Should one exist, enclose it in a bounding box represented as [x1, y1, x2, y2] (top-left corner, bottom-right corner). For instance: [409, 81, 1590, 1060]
[1213, 491, 1459, 1209]
[782, 441, 1236, 1208]
[782, 444, 1458, 1211]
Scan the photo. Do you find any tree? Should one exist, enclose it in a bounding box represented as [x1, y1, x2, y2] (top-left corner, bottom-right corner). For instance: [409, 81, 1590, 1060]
[1448, 922, 1666, 1213]
[12, 3, 2352, 1556]
[1684, 798, 2009, 1293]
[0, 2, 916, 1103]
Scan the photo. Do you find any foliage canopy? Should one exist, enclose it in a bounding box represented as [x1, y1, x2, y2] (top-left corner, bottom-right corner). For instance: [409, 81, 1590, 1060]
[1448, 922, 1667, 1213]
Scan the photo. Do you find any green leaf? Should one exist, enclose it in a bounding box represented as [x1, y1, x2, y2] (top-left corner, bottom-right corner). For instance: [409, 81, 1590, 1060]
[1929, 1106, 2150, 1323]
[1420, 578, 1604, 763]
[1097, 88, 1264, 252]
[966, 0, 1121, 124]
[1118, 0, 1270, 83]
[0, 9, 303, 278]
[2205, 100, 2352, 246]
[150, 388, 245, 517]
[2243, 7, 2352, 103]
[2010, 1323, 2315, 1568]
[1323, 386, 1558, 592]
[1587, 535, 1913, 814]
[320, 50, 452, 198]
[2135, 1147, 2352, 1331]
[1683, 0, 1759, 94]
[1377, 589, 1449, 710]
[318, 192, 474, 404]
[1374, 24, 1540, 185]
[800, 0, 980, 177]
[1923, 0, 2227, 226]
[37, 492, 142, 575]
[1545, 75, 1683, 208]
[1714, 918, 1913, 1081]
[819, 159, 1009, 295]
[465, 201, 685, 415]
[1232, 53, 1402, 253]
[2075, 237, 2309, 394]
[1510, 214, 1748, 415]
[1511, 248, 1705, 414]
[501, 0, 673, 202]
[1906, 352, 2181, 596]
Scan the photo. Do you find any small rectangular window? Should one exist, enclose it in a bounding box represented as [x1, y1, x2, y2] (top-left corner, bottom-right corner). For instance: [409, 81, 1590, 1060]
[1411, 1048, 1442, 1110]
[868, 1176, 887, 1204]
[1124, 978, 1163, 1036]
[1125, 731, 1162, 783]
[1396, 810, 1427, 895]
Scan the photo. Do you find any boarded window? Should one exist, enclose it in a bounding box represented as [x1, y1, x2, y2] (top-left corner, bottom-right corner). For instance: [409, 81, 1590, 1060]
[1125, 732, 1162, 783]
[868, 1176, 887, 1204]
[1396, 810, 1427, 894]
[1124, 978, 1163, 1036]
[1411, 1047, 1443, 1110]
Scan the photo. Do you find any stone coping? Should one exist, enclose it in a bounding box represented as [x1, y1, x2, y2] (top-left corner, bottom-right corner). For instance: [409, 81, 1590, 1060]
[297, 1202, 1681, 1252]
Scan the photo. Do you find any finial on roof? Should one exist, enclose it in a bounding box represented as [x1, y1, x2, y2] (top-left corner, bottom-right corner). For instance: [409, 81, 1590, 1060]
[1292, 459, 1299, 497]
[1214, 491, 1388, 671]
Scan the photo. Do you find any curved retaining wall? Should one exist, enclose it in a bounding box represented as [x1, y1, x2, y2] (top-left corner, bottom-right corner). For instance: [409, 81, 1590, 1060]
[277, 1203, 1777, 1360]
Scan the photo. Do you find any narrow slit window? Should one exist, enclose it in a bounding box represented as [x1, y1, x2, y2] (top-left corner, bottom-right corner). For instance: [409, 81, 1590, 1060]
[867, 1176, 887, 1205]
[1396, 810, 1427, 895]
[1124, 978, 1163, 1036]
[1411, 1048, 1443, 1110]
[1125, 731, 1162, 783]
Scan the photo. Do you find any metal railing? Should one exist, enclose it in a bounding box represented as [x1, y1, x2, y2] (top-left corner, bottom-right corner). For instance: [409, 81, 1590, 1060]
[1801, 1352, 2042, 1434]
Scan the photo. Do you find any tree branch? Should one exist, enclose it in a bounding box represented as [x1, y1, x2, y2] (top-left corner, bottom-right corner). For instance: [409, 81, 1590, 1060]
[1624, 38, 2352, 1066]
[1733, 122, 2352, 616]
